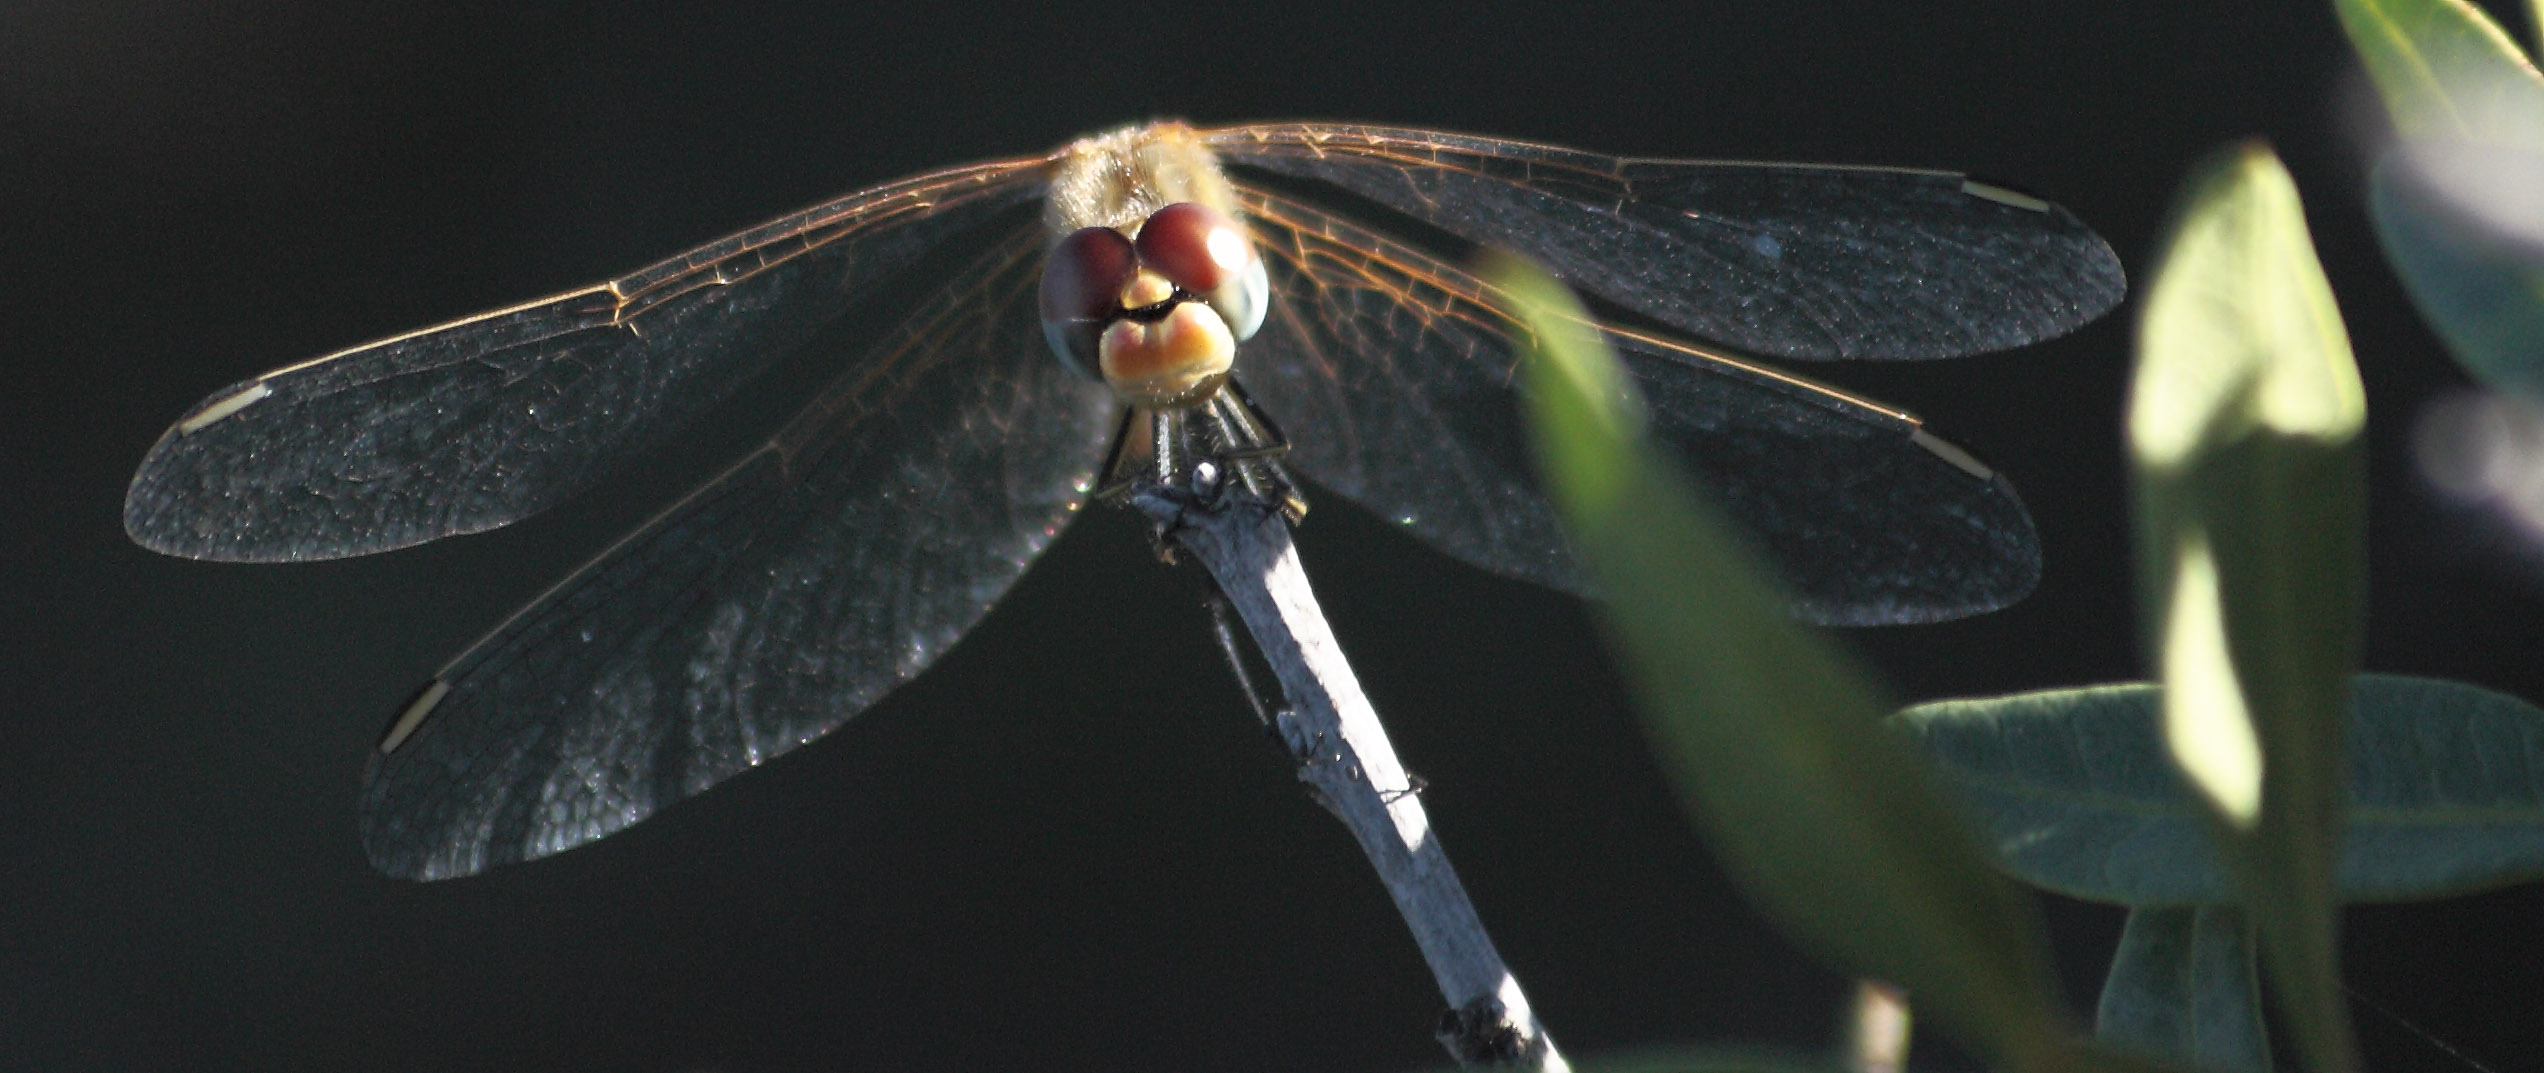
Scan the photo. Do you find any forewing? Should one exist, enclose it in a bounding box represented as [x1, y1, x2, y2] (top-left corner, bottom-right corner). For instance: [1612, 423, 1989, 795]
[1237, 188, 2038, 625]
[126, 157, 1052, 562]
[1208, 122, 2123, 361]
[359, 224, 1115, 879]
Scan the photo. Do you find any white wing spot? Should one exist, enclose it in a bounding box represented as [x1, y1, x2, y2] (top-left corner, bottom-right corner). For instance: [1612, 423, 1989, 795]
[1909, 428, 1994, 480]
[1960, 179, 2051, 213]
[178, 383, 273, 434]
[378, 679, 451, 755]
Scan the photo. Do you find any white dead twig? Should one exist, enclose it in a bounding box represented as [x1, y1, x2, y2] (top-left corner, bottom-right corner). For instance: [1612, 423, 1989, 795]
[1132, 483, 1567, 1072]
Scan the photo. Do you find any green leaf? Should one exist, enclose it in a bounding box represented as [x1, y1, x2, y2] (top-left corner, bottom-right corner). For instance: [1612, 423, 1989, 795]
[2097, 907, 2272, 1073]
[1894, 675, 2544, 904]
[2334, 0, 2544, 148]
[2367, 144, 2544, 394]
[1500, 253, 2073, 1072]
[2130, 145, 2364, 477]
[2130, 143, 2364, 1073]
[2338, 0, 2544, 395]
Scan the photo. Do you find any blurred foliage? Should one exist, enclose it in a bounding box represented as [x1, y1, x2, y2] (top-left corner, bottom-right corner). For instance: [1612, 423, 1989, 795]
[2128, 143, 2364, 1073]
[1895, 676, 2544, 906]
[1493, 11, 2544, 1073]
[2339, 0, 2544, 393]
[1504, 256, 2166, 1073]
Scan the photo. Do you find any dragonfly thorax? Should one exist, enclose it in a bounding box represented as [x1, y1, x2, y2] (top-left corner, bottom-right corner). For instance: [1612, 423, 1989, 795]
[1045, 121, 1239, 232]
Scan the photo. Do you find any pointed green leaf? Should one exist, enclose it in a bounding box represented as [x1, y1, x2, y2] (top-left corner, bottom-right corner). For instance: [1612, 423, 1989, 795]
[2334, 0, 2544, 148]
[2097, 907, 2272, 1073]
[2130, 143, 2363, 1073]
[1501, 253, 2074, 1072]
[1894, 675, 2544, 905]
[2130, 145, 2364, 473]
[2368, 145, 2544, 394]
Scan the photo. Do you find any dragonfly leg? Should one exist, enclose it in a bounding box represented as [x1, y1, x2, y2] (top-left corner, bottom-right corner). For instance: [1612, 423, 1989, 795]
[1092, 405, 1148, 506]
[1201, 382, 1307, 523]
[1107, 383, 1304, 542]
[1152, 406, 1188, 489]
[1214, 376, 1293, 461]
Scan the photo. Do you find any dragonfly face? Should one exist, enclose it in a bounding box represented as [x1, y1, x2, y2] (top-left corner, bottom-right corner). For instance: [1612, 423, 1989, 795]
[124, 119, 2125, 879]
[1040, 201, 1271, 408]
[1040, 126, 1270, 408]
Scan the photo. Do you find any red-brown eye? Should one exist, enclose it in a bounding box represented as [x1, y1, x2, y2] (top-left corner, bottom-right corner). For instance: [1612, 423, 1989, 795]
[1040, 226, 1138, 323]
[1041, 226, 1139, 379]
[1134, 202, 1250, 294]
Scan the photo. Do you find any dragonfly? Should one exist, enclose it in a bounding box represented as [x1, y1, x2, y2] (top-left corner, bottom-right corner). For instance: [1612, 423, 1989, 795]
[123, 120, 2124, 881]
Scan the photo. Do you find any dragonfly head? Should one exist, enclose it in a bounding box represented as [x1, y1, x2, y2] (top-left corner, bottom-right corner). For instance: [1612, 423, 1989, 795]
[1040, 201, 1268, 408]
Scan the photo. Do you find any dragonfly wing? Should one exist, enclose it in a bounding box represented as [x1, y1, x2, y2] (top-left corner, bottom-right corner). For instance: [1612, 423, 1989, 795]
[1237, 187, 2037, 625]
[1208, 122, 2122, 361]
[359, 223, 1115, 879]
[126, 158, 1051, 562]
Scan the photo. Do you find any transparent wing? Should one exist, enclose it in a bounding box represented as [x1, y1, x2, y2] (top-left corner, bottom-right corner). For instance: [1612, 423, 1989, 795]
[126, 156, 1053, 562]
[358, 223, 1116, 880]
[1208, 122, 2123, 361]
[1237, 187, 2038, 625]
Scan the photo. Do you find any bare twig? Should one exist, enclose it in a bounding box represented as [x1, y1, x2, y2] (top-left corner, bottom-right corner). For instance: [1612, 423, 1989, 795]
[1133, 484, 1567, 1072]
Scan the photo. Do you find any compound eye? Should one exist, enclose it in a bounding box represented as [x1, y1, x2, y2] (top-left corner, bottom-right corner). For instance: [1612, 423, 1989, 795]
[1041, 226, 1138, 323]
[1134, 203, 1252, 294]
[1040, 226, 1138, 378]
[1135, 202, 1266, 342]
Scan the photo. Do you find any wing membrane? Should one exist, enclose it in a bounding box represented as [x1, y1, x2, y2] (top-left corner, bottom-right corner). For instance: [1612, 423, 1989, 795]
[1208, 122, 2123, 361]
[358, 223, 1115, 879]
[126, 157, 1052, 562]
[1236, 187, 2038, 624]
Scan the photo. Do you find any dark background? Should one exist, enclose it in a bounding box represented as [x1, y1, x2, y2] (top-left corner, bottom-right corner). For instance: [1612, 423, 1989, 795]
[7, 1, 2542, 1070]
